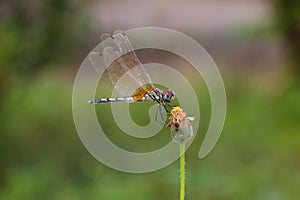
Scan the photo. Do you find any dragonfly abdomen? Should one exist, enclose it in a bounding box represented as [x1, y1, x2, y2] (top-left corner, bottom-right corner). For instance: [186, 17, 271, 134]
[88, 97, 135, 104]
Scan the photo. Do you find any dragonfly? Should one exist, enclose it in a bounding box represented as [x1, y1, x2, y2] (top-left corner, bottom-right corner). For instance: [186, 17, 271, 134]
[88, 30, 175, 122]
[166, 106, 194, 142]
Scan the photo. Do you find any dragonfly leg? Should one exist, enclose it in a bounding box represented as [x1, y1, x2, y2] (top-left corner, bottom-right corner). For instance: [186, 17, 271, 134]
[159, 104, 166, 122]
[154, 105, 165, 125]
[158, 104, 169, 126]
[163, 103, 173, 113]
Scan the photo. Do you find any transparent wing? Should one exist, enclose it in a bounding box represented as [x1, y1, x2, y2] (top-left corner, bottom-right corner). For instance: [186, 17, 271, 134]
[100, 30, 154, 97]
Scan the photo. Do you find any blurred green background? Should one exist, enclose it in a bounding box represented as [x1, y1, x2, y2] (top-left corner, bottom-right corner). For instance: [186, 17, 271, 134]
[1, 0, 300, 199]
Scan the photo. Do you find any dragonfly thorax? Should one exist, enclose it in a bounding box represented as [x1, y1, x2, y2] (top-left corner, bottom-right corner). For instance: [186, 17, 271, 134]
[148, 88, 174, 103]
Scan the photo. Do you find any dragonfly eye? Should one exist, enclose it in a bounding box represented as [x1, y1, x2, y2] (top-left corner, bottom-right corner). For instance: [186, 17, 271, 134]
[163, 90, 175, 102]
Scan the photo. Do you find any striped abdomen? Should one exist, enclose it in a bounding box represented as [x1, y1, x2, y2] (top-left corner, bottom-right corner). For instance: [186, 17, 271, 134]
[88, 97, 134, 104]
[88, 96, 137, 104]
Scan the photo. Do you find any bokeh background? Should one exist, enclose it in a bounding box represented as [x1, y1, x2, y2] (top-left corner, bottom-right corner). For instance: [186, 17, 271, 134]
[1, 0, 299, 199]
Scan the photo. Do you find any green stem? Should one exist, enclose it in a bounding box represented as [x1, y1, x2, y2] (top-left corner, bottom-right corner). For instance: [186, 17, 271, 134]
[180, 141, 185, 200]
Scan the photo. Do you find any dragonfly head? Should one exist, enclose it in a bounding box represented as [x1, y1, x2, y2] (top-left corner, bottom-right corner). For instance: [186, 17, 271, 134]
[163, 89, 175, 102]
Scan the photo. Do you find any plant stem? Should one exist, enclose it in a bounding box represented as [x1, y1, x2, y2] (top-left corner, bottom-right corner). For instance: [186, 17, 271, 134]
[180, 140, 185, 200]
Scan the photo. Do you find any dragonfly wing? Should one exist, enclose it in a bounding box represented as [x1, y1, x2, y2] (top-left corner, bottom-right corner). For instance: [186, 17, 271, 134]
[101, 30, 154, 97]
[112, 31, 153, 88]
[88, 51, 104, 76]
